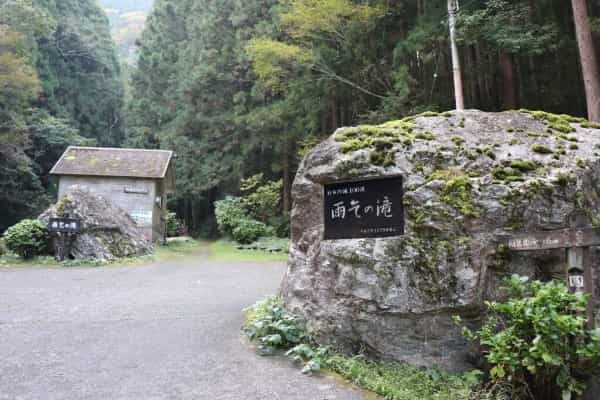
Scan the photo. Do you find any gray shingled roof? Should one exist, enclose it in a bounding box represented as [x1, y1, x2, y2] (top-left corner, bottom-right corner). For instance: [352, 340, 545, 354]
[50, 147, 173, 179]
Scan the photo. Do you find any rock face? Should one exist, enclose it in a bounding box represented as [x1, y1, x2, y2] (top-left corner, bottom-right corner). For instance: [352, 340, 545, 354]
[39, 186, 153, 261]
[281, 110, 600, 371]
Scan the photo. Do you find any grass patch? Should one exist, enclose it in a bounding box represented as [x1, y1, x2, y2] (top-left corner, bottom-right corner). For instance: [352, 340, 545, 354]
[1, 238, 288, 266]
[210, 239, 288, 262]
[0, 252, 155, 268]
[326, 354, 480, 400]
[0, 239, 203, 267]
[0, 254, 60, 267]
[155, 239, 206, 262]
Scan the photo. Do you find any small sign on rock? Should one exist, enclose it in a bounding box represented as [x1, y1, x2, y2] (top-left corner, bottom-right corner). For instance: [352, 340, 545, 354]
[48, 218, 82, 234]
[323, 176, 404, 240]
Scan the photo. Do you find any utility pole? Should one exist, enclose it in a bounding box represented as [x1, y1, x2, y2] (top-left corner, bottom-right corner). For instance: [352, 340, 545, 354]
[448, 0, 465, 110]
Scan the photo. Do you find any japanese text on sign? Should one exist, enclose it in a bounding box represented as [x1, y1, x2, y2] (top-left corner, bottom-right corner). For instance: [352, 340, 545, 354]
[323, 176, 404, 240]
[48, 218, 81, 234]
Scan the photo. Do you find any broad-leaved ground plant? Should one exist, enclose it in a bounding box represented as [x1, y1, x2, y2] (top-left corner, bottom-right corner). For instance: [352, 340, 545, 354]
[456, 275, 600, 400]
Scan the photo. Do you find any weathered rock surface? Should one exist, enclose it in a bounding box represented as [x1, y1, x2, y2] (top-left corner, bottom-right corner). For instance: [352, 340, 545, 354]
[39, 186, 153, 261]
[281, 110, 600, 371]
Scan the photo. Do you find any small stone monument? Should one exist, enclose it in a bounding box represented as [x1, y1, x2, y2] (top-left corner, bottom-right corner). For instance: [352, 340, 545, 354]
[282, 110, 600, 371]
[39, 186, 153, 262]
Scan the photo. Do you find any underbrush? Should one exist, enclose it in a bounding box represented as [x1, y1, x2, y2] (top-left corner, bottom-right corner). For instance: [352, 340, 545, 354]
[210, 239, 288, 262]
[0, 252, 155, 268]
[235, 237, 289, 253]
[243, 296, 480, 399]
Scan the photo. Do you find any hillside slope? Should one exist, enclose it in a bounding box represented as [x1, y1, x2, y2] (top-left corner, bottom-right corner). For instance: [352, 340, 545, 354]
[98, 0, 154, 64]
[0, 0, 124, 230]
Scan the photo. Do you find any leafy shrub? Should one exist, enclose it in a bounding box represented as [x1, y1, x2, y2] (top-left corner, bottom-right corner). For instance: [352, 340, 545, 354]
[3, 219, 49, 259]
[232, 218, 273, 244]
[457, 275, 600, 400]
[166, 212, 186, 237]
[215, 175, 288, 244]
[243, 296, 306, 355]
[215, 194, 276, 243]
[286, 343, 330, 374]
[240, 174, 283, 224]
[214, 196, 248, 237]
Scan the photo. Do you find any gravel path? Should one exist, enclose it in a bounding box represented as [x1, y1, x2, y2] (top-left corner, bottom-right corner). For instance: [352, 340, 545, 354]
[0, 253, 368, 400]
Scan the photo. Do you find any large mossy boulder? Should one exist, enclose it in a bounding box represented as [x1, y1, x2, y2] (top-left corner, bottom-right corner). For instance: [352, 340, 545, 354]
[39, 186, 153, 261]
[281, 110, 600, 371]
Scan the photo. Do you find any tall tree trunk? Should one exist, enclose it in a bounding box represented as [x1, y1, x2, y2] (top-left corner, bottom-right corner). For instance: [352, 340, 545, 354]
[499, 52, 517, 110]
[282, 137, 292, 213]
[466, 46, 480, 108]
[473, 44, 488, 109]
[329, 96, 338, 131]
[527, 56, 539, 107]
[571, 0, 600, 121]
[448, 0, 465, 110]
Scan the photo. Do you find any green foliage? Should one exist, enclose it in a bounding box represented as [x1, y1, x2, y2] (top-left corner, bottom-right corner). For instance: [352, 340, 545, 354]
[215, 174, 285, 243]
[232, 219, 274, 244]
[334, 118, 417, 167]
[509, 160, 538, 173]
[0, 0, 122, 232]
[127, 0, 599, 233]
[246, 38, 314, 91]
[0, 29, 41, 107]
[521, 110, 583, 134]
[236, 236, 290, 253]
[214, 196, 248, 238]
[451, 135, 465, 146]
[240, 174, 283, 224]
[208, 240, 289, 262]
[35, 0, 124, 146]
[325, 355, 481, 400]
[214, 190, 277, 244]
[243, 296, 307, 355]
[439, 176, 479, 217]
[3, 219, 49, 259]
[245, 295, 481, 397]
[458, 0, 558, 55]
[458, 275, 600, 399]
[531, 144, 553, 154]
[166, 212, 186, 237]
[285, 343, 329, 374]
[297, 134, 323, 160]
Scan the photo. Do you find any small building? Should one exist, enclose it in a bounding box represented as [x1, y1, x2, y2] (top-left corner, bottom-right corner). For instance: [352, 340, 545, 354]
[50, 146, 175, 242]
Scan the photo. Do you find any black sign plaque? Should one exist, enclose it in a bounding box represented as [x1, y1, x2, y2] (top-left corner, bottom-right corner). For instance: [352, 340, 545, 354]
[48, 218, 82, 234]
[323, 176, 404, 240]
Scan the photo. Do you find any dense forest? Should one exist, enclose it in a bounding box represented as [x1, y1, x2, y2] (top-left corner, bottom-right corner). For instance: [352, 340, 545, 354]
[3, 0, 600, 236]
[0, 0, 123, 231]
[126, 0, 600, 235]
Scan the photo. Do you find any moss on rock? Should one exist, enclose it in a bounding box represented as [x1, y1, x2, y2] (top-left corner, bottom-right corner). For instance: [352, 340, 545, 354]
[531, 144, 553, 154]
